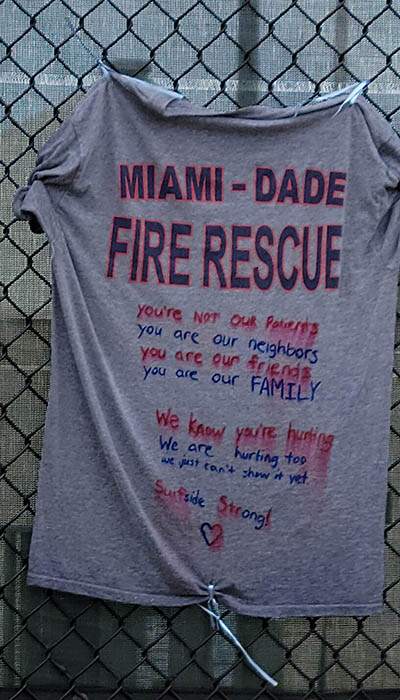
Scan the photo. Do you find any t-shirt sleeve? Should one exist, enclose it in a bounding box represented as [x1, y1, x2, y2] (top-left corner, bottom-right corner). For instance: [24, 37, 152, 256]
[378, 129, 400, 269]
[351, 97, 400, 268]
[12, 115, 80, 236]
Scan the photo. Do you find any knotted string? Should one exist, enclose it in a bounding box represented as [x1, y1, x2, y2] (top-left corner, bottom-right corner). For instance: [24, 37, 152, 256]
[65, 17, 109, 77]
[205, 582, 220, 629]
[198, 584, 278, 687]
[332, 80, 371, 117]
[293, 79, 370, 118]
[66, 17, 187, 102]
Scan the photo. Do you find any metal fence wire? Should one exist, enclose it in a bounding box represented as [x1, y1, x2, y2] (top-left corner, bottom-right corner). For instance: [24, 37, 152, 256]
[2, 1, 400, 698]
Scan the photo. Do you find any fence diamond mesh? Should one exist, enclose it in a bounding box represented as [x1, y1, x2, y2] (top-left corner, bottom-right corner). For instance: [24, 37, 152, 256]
[1, 1, 400, 699]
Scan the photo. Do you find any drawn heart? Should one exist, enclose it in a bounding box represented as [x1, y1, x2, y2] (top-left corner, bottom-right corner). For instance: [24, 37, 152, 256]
[200, 522, 223, 547]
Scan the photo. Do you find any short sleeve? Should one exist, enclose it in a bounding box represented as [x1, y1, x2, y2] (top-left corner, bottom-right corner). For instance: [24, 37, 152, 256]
[12, 116, 80, 235]
[356, 96, 400, 268]
[379, 130, 400, 189]
[377, 129, 400, 269]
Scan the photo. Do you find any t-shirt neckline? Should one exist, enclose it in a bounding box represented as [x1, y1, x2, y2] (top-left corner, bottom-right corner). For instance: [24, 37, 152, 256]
[106, 67, 366, 122]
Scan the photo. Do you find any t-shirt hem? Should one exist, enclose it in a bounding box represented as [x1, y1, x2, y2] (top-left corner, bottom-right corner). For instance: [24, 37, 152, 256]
[26, 572, 383, 618]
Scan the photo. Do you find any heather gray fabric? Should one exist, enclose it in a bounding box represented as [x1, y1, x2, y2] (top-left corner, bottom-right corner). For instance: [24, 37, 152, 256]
[12, 68, 400, 617]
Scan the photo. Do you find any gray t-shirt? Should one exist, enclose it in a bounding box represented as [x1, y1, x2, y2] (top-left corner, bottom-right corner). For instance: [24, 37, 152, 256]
[12, 69, 400, 618]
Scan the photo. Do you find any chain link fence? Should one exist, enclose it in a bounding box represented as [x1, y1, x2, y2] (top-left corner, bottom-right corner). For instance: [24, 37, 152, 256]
[2, 1, 400, 698]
